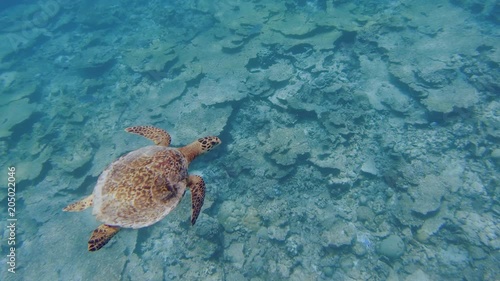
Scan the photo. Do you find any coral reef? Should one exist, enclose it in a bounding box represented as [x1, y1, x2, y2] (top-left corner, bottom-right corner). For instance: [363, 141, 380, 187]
[1, 0, 498, 280]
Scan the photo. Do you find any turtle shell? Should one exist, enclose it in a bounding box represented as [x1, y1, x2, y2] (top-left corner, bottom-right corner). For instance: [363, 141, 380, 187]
[92, 145, 188, 228]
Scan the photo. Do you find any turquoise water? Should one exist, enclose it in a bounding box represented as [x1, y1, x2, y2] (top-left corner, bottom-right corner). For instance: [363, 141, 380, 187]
[1, 0, 499, 280]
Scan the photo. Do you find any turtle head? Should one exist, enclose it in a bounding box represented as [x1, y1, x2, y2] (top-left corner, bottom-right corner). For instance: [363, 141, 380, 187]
[179, 136, 221, 164]
[197, 136, 222, 153]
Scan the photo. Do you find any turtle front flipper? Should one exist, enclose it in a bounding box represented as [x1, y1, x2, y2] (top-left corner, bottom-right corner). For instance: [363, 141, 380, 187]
[125, 126, 171, 146]
[63, 194, 93, 212]
[88, 224, 120, 252]
[188, 175, 206, 225]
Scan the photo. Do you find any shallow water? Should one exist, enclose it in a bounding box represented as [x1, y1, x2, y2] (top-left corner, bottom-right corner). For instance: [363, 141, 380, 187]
[1, 0, 499, 280]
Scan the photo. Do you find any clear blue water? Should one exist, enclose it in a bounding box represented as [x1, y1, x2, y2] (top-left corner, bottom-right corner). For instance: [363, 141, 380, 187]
[1, 0, 499, 280]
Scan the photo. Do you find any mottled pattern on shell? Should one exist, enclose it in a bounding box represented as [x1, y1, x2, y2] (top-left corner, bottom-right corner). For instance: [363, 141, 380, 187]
[92, 146, 188, 228]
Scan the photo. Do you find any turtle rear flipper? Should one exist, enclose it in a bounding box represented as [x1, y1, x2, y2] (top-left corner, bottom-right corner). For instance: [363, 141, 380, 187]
[88, 224, 120, 252]
[63, 194, 93, 212]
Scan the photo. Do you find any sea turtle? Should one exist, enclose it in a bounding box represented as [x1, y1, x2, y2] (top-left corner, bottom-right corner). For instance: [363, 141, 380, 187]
[63, 126, 221, 251]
